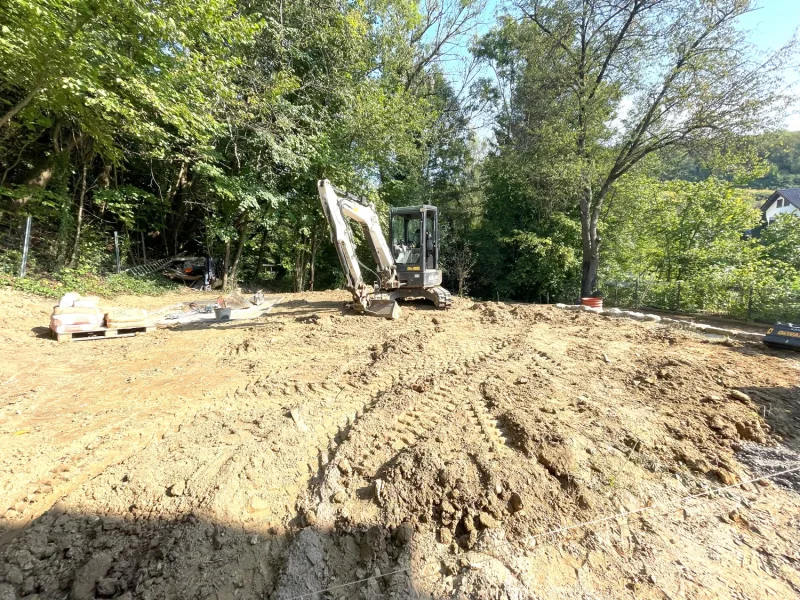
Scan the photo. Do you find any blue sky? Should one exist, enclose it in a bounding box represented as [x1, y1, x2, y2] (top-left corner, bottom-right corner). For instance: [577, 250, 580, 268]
[739, 0, 800, 52]
[739, 0, 800, 129]
[451, 0, 800, 133]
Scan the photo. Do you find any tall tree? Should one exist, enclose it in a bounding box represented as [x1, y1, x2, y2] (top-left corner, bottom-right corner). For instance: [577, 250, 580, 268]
[502, 0, 794, 296]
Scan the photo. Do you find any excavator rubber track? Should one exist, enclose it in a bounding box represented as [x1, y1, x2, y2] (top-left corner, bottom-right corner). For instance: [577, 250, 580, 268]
[427, 285, 452, 309]
[388, 285, 453, 310]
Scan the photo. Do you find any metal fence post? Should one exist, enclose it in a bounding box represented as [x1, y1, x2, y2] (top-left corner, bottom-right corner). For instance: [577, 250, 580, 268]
[113, 231, 121, 274]
[19, 215, 32, 278]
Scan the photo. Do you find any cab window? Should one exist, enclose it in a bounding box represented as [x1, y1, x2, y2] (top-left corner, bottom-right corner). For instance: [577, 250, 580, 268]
[392, 214, 422, 265]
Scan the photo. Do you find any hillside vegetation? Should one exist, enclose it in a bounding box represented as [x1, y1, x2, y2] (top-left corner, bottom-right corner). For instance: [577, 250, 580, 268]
[1, 0, 799, 319]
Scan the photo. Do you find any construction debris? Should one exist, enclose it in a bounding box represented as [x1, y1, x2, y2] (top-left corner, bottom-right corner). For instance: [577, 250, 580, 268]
[555, 303, 766, 342]
[156, 293, 284, 326]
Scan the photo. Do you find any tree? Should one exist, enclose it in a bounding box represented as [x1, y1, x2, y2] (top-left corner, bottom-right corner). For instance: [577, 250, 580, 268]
[761, 213, 800, 271]
[602, 176, 762, 282]
[501, 0, 794, 296]
[0, 0, 256, 206]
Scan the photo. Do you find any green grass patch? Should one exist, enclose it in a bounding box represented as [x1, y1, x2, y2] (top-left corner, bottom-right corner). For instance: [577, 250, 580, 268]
[0, 269, 181, 299]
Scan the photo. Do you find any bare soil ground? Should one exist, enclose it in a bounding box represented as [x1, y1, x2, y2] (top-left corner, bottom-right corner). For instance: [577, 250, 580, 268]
[1, 287, 799, 600]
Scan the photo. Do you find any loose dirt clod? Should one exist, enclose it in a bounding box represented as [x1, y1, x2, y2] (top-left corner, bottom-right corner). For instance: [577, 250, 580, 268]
[0, 288, 798, 599]
[729, 389, 752, 403]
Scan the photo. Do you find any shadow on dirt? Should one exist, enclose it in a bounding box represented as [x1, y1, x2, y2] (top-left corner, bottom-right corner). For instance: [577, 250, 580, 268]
[728, 341, 800, 360]
[0, 508, 430, 599]
[29, 326, 53, 340]
[737, 385, 800, 452]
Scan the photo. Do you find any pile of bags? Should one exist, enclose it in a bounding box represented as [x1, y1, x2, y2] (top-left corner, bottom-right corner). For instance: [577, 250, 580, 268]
[50, 293, 149, 335]
[50, 293, 105, 334]
[105, 307, 148, 329]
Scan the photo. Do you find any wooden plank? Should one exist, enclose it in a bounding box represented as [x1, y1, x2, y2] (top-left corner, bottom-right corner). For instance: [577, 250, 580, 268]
[53, 325, 153, 342]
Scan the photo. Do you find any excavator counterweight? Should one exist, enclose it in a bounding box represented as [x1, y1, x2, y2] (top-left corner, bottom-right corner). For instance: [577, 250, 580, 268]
[317, 179, 452, 319]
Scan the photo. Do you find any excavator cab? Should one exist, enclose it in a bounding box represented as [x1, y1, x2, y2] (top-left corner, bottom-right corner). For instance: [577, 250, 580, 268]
[390, 206, 442, 290]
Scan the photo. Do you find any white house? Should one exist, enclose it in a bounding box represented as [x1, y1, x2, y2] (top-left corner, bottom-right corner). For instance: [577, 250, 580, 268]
[762, 189, 800, 224]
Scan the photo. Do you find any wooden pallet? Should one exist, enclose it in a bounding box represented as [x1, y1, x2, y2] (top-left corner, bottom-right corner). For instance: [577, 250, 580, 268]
[53, 326, 155, 343]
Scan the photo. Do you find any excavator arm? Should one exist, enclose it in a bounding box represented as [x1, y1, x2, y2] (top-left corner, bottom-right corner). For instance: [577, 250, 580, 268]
[317, 179, 400, 318]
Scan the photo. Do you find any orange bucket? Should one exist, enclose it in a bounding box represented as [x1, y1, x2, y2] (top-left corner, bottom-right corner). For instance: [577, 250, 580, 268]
[581, 297, 603, 309]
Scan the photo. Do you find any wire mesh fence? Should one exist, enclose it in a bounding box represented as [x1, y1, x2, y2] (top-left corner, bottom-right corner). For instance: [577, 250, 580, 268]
[0, 211, 161, 277]
[596, 276, 800, 324]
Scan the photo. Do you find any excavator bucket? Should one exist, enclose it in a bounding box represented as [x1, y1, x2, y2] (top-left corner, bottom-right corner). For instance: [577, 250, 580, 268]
[365, 299, 401, 320]
[763, 323, 800, 351]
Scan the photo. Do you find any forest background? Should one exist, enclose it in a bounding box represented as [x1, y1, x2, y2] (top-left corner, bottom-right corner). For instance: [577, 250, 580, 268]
[1, 0, 799, 322]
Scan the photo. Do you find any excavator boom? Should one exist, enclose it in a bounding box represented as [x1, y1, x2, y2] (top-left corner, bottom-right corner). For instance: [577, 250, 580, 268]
[317, 180, 400, 318]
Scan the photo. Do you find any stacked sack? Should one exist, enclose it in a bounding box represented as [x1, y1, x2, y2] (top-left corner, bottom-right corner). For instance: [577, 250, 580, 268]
[105, 307, 148, 329]
[50, 292, 104, 334]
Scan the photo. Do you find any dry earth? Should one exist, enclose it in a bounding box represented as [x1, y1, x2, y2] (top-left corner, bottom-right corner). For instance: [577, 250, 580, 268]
[1, 287, 799, 600]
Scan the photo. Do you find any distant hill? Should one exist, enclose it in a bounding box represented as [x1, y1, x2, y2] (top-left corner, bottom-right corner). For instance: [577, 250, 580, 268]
[738, 188, 773, 210]
[658, 131, 800, 190]
[749, 131, 800, 189]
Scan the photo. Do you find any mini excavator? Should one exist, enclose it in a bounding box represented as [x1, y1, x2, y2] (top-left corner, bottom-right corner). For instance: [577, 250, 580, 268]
[317, 179, 452, 319]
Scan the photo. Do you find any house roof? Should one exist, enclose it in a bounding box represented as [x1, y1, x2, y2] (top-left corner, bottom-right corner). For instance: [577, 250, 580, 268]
[761, 189, 800, 212]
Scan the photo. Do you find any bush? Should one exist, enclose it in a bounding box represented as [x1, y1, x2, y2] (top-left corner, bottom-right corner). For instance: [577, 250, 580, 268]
[0, 269, 180, 299]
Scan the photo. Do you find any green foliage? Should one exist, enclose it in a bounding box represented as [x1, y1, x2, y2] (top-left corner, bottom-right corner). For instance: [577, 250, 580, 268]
[499, 218, 582, 300]
[1, 0, 486, 292]
[1, 0, 796, 324]
[760, 214, 800, 272]
[0, 0, 257, 156]
[749, 132, 800, 189]
[600, 177, 800, 322]
[477, 0, 795, 296]
[94, 186, 161, 229]
[603, 177, 762, 281]
[0, 270, 178, 298]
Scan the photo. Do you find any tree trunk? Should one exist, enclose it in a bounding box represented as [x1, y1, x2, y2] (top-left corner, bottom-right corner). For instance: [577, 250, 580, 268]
[169, 161, 189, 255]
[255, 229, 268, 279]
[309, 228, 320, 292]
[293, 242, 307, 292]
[13, 135, 77, 209]
[229, 222, 249, 287]
[222, 239, 231, 290]
[580, 243, 600, 298]
[67, 161, 89, 268]
[579, 185, 601, 298]
[309, 251, 316, 292]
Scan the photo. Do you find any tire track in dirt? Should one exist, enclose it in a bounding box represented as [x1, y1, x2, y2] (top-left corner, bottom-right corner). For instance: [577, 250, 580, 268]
[4, 294, 800, 600]
[270, 331, 537, 598]
[308, 335, 524, 493]
[75, 317, 510, 539]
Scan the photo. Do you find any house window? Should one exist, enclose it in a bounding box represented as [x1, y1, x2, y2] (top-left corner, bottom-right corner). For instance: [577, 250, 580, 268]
[776, 197, 785, 208]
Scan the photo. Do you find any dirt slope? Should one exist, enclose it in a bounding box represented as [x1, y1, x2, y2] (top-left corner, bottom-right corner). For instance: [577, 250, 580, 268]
[0, 288, 799, 599]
